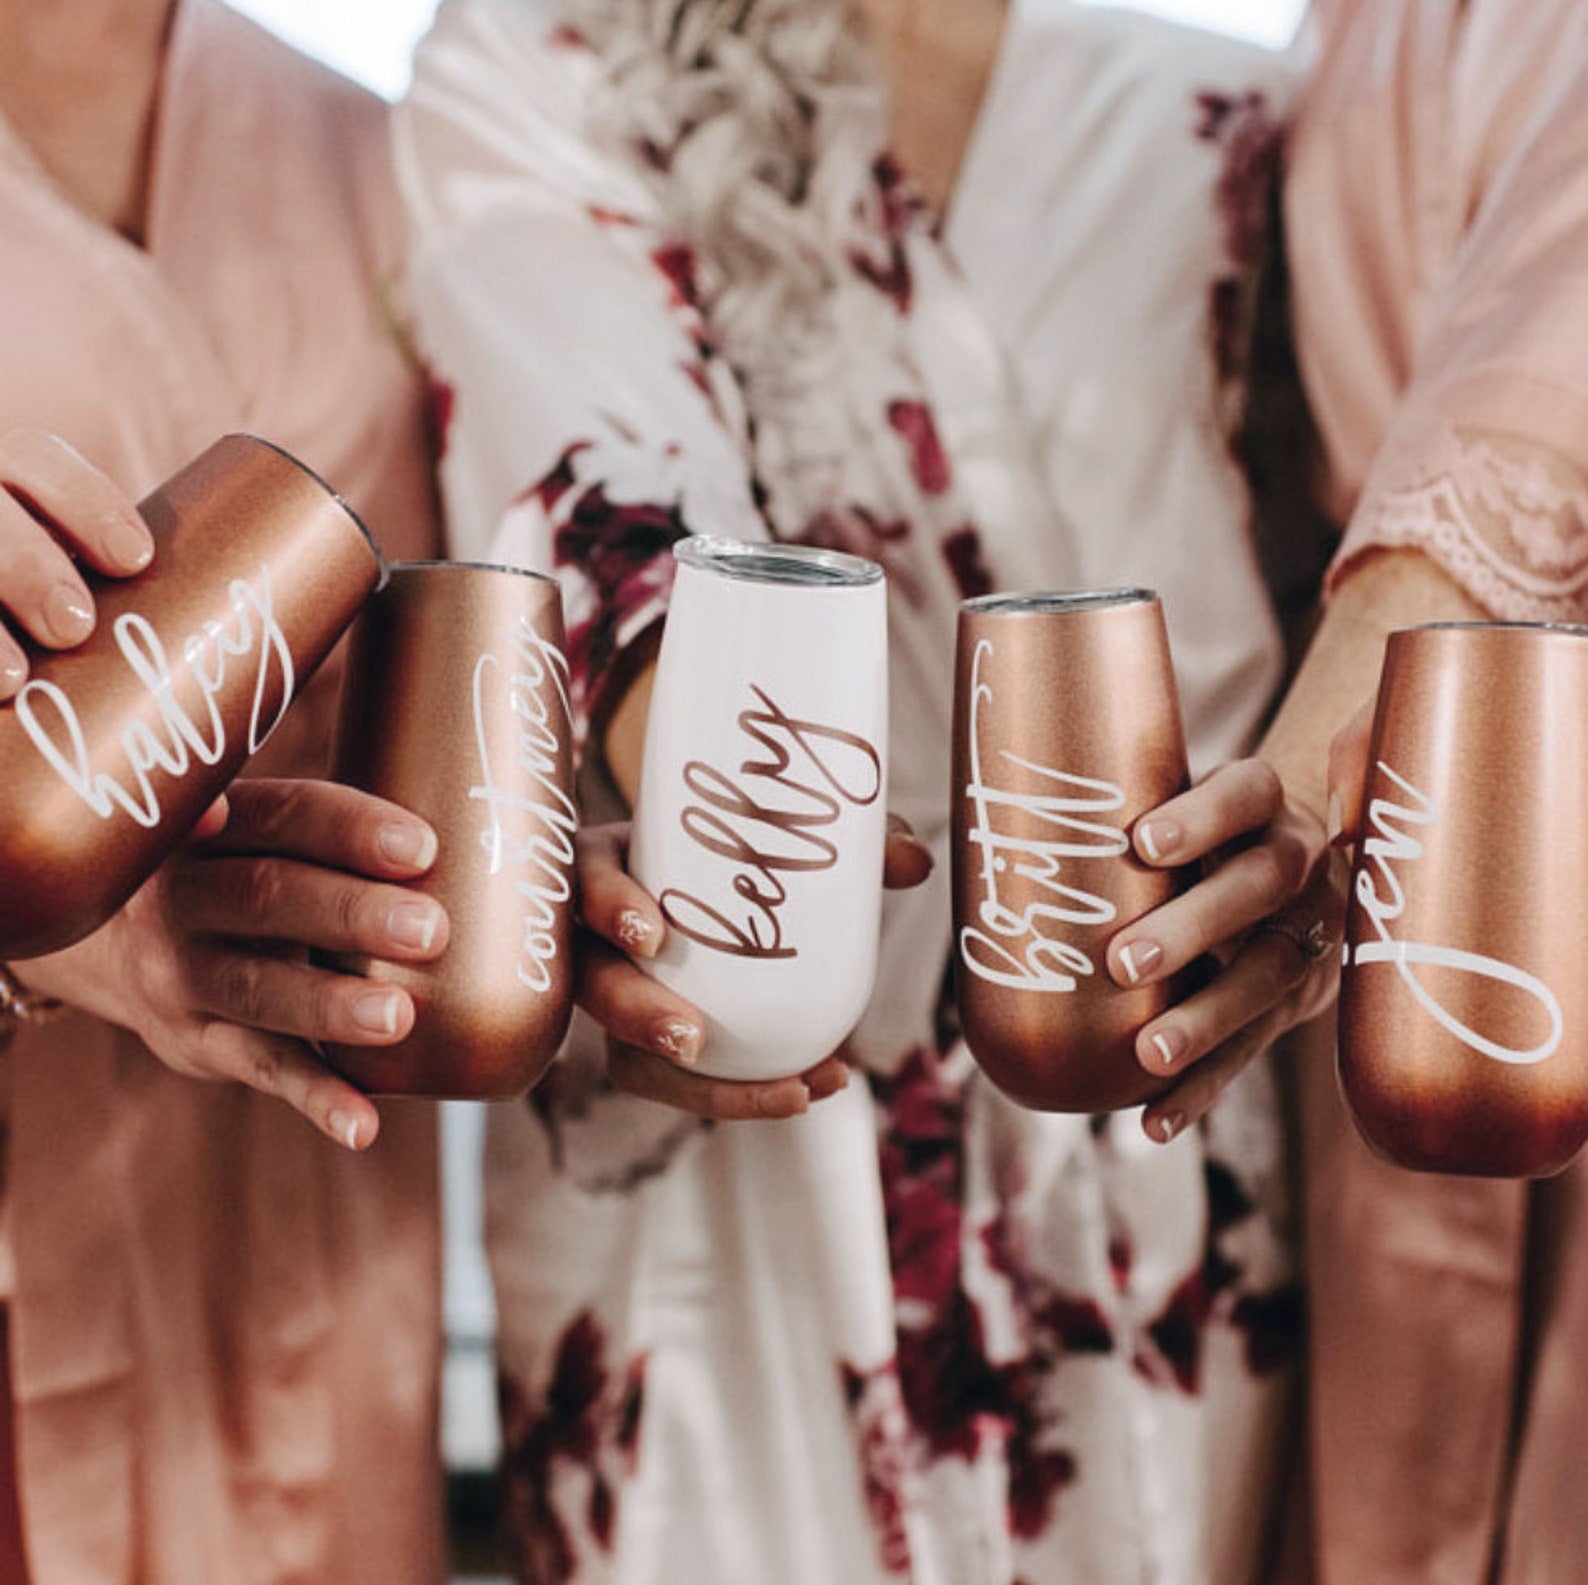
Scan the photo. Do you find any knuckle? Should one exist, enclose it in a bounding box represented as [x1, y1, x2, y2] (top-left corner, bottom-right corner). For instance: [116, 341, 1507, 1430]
[1244, 759, 1284, 815]
[235, 858, 284, 923]
[213, 954, 268, 1026]
[232, 781, 295, 849]
[247, 1045, 284, 1099]
[333, 881, 368, 945]
[1245, 845, 1289, 909]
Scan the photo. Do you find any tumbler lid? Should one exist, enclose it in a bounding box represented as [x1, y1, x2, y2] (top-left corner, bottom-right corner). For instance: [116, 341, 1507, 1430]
[389, 558, 559, 587]
[674, 536, 883, 588]
[1409, 619, 1588, 638]
[963, 588, 1157, 615]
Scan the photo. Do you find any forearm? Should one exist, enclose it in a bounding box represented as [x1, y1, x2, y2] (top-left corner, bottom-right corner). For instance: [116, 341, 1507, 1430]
[1259, 549, 1485, 824]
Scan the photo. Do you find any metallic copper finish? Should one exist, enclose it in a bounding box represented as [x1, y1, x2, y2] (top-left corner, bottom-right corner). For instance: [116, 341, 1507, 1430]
[323, 563, 576, 1099]
[951, 590, 1195, 1112]
[0, 434, 382, 959]
[1338, 622, 1588, 1178]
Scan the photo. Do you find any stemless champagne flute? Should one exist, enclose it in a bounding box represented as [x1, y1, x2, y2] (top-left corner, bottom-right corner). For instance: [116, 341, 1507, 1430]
[322, 562, 578, 1099]
[1339, 621, 1588, 1177]
[629, 536, 889, 1082]
[0, 434, 382, 960]
[951, 589, 1195, 1112]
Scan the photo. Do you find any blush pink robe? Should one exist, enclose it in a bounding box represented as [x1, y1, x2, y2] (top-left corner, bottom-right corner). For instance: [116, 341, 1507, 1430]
[1287, 3, 1588, 1580]
[0, 3, 444, 1580]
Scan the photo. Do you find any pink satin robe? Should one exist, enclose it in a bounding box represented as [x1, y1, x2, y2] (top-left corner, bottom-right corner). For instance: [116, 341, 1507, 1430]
[1287, 3, 1588, 1580]
[0, 3, 444, 1580]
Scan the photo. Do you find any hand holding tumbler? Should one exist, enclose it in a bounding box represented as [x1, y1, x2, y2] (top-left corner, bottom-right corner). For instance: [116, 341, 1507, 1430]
[0, 434, 382, 960]
[628, 537, 889, 1082]
[323, 562, 578, 1099]
[1339, 621, 1588, 1177]
[951, 589, 1195, 1112]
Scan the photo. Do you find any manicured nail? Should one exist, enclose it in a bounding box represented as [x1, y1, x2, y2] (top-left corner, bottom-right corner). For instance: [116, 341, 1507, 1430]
[807, 1064, 851, 1100]
[107, 512, 154, 570]
[1118, 940, 1164, 984]
[388, 900, 442, 953]
[0, 651, 24, 686]
[1326, 792, 1343, 846]
[378, 821, 438, 871]
[652, 1018, 703, 1066]
[1151, 1028, 1187, 1069]
[1154, 1110, 1187, 1145]
[328, 1109, 363, 1150]
[616, 908, 661, 957]
[46, 583, 94, 644]
[1138, 820, 1181, 863]
[353, 991, 402, 1037]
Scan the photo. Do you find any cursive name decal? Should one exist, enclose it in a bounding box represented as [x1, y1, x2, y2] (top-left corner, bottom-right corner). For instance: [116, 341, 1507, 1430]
[14, 565, 294, 830]
[469, 619, 577, 995]
[1347, 760, 1563, 1065]
[660, 685, 882, 960]
[959, 639, 1126, 994]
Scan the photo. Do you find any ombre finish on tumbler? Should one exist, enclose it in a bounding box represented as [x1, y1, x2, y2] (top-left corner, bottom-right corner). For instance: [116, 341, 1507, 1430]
[1339, 622, 1588, 1178]
[952, 590, 1195, 1112]
[0, 433, 382, 960]
[323, 562, 577, 1099]
[629, 537, 889, 1082]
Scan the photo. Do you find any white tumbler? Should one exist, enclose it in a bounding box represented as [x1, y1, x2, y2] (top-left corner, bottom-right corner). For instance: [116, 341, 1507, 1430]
[629, 537, 889, 1081]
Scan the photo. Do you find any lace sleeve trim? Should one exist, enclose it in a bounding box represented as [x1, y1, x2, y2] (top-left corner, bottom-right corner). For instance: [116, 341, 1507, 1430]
[1327, 425, 1588, 623]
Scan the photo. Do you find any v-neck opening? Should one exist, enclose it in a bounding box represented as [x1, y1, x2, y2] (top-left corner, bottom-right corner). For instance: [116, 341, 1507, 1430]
[0, 0, 190, 266]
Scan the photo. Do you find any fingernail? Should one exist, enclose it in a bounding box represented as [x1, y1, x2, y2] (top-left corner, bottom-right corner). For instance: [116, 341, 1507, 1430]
[388, 900, 442, 952]
[1151, 1028, 1186, 1069]
[1154, 1110, 1187, 1145]
[353, 991, 402, 1037]
[378, 822, 438, 871]
[1326, 792, 1343, 846]
[652, 1018, 703, 1066]
[808, 1065, 850, 1100]
[107, 512, 154, 570]
[0, 652, 24, 686]
[328, 1109, 364, 1151]
[1138, 821, 1181, 863]
[615, 908, 661, 957]
[1118, 940, 1163, 984]
[45, 582, 94, 644]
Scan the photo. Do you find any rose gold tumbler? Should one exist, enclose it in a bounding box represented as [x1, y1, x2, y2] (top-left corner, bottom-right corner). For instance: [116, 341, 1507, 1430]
[0, 433, 382, 960]
[1339, 622, 1588, 1178]
[951, 590, 1195, 1112]
[323, 562, 577, 1099]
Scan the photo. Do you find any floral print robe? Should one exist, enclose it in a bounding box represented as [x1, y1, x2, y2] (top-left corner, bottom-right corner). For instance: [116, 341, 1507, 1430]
[399, 1, 1299, 1580]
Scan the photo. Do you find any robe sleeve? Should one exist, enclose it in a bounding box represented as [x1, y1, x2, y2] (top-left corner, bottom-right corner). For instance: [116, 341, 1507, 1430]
[1326, 44, 1588, 620]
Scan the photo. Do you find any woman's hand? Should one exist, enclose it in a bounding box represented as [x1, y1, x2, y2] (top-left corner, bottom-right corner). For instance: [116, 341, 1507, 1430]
[0, 430, 154, 696]
[576, 816, 935, 1119]
[1103, 759, 1347, 1144]
[20, 779, 449, 1150]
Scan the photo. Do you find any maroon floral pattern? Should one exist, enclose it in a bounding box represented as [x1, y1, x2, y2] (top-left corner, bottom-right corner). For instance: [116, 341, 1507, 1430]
[499, 1312, 648, 1585]
[840, 1361, 918, 1575]
[869, 1049, 1085, 1548]
[887, 400, 953, 496]
[1195, 89, 1285, 388]
[425, 370, 456, 462]
[519, 443, 687, 746]
[849, 156, 924, 314]
[941, 525, 995, 599]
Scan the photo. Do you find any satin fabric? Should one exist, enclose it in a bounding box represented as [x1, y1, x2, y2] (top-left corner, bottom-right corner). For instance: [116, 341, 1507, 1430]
[1286, 3, 1588, 1579]
[402, 3, 1300, 1581]
[0, 4, 444, 1580]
